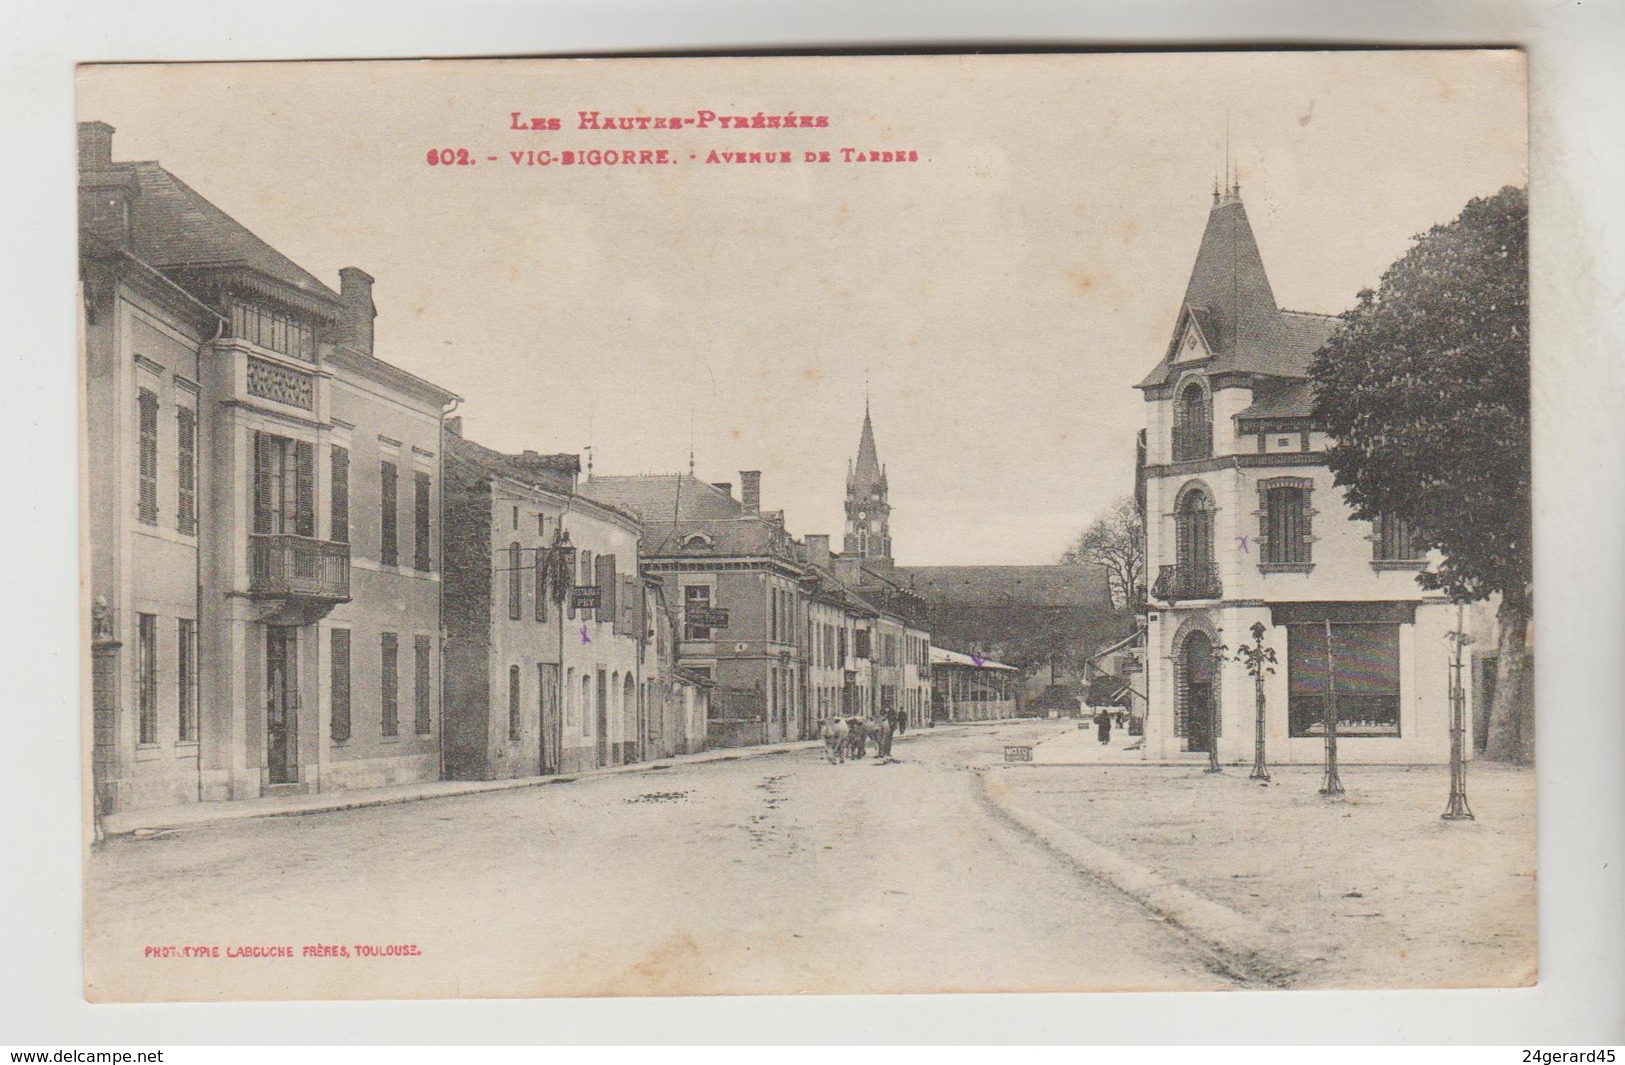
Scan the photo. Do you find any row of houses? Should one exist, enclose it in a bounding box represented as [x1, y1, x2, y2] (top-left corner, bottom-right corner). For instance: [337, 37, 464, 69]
[81, 120, 1016, 819]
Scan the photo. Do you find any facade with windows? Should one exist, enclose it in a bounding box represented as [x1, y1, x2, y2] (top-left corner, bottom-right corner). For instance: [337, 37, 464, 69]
[81, 121, 457, 816]
[1136, 184, 1463, 765]
[441, 425, 646, 779]
[583, 472, 813, 748]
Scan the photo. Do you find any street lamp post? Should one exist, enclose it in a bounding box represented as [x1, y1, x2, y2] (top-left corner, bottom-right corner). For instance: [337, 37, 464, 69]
[1443, 604, 1475, 821]
[1235, 621, 1277, 782]
[1319, 617, 1345, 796]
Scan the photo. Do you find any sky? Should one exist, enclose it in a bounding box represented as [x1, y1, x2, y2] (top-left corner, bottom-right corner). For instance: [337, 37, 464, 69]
[78, 52, 1527, 564]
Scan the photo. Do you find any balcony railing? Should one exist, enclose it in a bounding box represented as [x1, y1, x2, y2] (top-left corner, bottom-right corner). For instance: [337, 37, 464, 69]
[1151, 561, 1221, 603]
[1171, 423, 1213, 462]
[250, 534, 351, 602]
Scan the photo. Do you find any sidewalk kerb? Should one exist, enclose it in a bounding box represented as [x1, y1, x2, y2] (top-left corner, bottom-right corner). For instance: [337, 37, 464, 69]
[102, 724, 970, 837]
[976, 768, 1307, 987]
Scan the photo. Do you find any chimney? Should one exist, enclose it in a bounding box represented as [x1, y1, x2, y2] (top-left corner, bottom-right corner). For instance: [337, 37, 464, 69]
[338, 267, 376, 355]
[740, 470, 761, 515]
[711, 482, 732, 498]
[805, 534, 831, 567]
[78, 122, 115, 170]
[444, 415, 463, 437]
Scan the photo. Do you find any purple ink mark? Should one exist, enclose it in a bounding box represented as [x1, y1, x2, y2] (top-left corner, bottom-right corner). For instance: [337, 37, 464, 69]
[1235, 534, 1251, 554]
[579, 625, 591, 645]
[971, 652, 985, 667]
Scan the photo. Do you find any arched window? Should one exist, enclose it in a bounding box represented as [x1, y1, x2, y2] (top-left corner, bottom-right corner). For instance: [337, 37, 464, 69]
[1172, 379, 1212, 461]
[1171, 485, 1219, 600]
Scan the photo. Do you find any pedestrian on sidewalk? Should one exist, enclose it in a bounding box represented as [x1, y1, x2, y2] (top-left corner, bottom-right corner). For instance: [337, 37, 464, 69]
[896, 710, 907, 736]
[1095, 708, 1113, 746]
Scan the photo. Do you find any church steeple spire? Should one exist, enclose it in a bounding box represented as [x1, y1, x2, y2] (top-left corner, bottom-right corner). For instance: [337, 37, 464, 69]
[844, 396, 891, 561]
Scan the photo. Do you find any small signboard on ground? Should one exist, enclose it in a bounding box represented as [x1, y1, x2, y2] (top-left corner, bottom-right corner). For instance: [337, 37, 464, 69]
[1004, 745, 1033, 763]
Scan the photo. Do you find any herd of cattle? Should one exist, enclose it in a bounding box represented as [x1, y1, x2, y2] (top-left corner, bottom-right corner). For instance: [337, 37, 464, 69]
[819, 712, 906, 763]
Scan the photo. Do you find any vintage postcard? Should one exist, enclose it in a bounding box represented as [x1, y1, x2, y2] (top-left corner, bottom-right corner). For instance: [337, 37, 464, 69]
[78, 51, 1532, 1001]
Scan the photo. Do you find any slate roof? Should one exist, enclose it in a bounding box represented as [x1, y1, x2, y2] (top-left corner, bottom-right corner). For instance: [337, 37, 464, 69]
[1235, 377, 1318, 423]
[581, 474, 744, 522]
[108, 161, 342, 313]
[896, 565, 1113, 609]
[637, 516, 799, 561]
[1138, 192, 1341, 389]
[446, 431, 579, 495]
[849, 404, 885, 495]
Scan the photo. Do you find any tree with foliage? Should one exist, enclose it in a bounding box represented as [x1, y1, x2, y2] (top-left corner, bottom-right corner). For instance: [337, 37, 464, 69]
[1311, 185, 1531, 763]
[1062, 495, 1146, 611]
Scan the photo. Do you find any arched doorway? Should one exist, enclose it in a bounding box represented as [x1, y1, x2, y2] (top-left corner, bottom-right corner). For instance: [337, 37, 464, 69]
[1178, 627, 1220, 754]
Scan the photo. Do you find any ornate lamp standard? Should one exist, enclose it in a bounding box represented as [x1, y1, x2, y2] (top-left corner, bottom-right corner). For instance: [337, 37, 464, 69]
[1442, 604, 1475, 821]
[1319, 617, 1345, 797]
[1234, 621, 1277, 782]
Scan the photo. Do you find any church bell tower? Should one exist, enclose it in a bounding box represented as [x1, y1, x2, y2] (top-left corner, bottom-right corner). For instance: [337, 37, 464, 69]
[843, 400, 892, 561]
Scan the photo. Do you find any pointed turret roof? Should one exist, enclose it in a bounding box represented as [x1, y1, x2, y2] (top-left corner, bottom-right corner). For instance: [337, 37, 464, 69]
[1138, 187, 1339, 389]
[850, 401, 884, 494]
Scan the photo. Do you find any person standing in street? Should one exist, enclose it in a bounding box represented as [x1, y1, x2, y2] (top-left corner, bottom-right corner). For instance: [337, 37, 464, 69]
[876, 710, 895, 760]
[1095, 708, 1113, 746]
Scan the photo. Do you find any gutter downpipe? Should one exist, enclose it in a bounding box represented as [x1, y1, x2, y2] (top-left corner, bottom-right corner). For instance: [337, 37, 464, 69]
[436, 395, 462, 785]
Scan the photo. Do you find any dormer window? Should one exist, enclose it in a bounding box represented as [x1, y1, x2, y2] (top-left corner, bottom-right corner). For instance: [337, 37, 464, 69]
[1172, 380, 1213, 461]
[681, 532, 713, 550]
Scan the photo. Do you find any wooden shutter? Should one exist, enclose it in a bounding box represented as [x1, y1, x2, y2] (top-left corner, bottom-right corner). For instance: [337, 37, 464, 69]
[599, 553, 617, 625]
[330, 628, 351, 741]
[534, 550, 547, 622]
[137, 389, 159, 525]
[415, 635, 432, 734]
[176, 406, 196, 535]
[253, 431, 274, 535]
[413, 472, 432, 570]
[380, 461, 398, 565]
[293, 439, 315, 538]
[330, 446, 349, 543]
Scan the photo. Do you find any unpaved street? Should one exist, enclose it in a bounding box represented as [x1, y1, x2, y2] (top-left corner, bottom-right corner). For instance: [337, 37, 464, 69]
[86, 723, 1229, 1000]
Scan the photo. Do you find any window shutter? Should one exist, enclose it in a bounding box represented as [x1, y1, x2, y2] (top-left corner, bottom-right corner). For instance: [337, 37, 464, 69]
[534, 550, 547, 622]
[137, 389, 159, 525]
[330, 446, 349, 543]
[330, 628, 351, 741]
[380, 461, 398, 565]
[253, 431, 274, 535]
[176, 406, 196, 535]
[414, 472, 432, 571]
[293, 439, 315, 538]
[599, 553, 617, 624]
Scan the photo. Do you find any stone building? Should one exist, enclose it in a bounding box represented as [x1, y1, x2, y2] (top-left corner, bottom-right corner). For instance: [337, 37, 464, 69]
[440, 424, 657, 778]
[81, 121, 457, 816]
[582, 471, 814, 746]
[1136, 182, 1464, 764]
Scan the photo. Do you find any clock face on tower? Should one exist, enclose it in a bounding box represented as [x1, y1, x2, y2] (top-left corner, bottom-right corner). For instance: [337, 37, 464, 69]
[857, 510, 867, 520]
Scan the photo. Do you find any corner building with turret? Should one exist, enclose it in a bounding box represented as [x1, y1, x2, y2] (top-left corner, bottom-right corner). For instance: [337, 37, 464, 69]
[1137, 184, 1466, 765]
